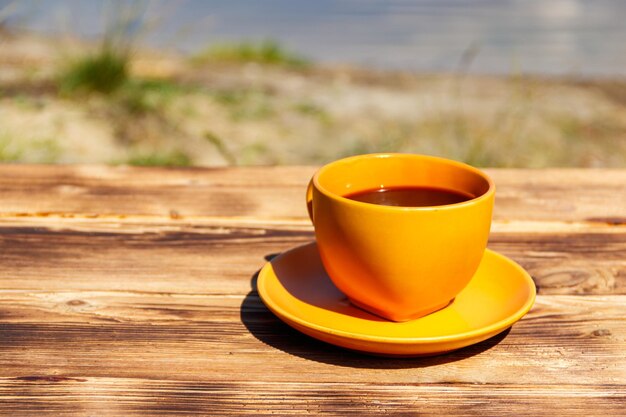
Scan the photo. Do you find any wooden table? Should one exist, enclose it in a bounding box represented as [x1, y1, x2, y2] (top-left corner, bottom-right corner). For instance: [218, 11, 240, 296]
[0, 165, 624, 416]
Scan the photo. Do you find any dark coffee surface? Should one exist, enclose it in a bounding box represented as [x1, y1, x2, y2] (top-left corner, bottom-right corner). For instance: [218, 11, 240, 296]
[344, 186, 472, 207]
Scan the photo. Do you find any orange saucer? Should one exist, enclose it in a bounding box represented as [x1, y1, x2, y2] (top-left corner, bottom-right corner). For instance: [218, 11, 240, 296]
[257, 243, 536, 356]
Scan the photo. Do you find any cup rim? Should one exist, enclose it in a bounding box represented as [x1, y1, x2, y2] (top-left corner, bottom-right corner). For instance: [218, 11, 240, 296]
[312, 153, 495, 211]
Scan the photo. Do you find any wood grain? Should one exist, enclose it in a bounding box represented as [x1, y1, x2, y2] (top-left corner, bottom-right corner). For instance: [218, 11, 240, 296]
[0, 165, 625, 223]
[0, 165, 314, 220]
[0, 379, 624, 416]
[0, 294, 624, 416]
[0, 165, 625, 416]
[0, 220, 624, 295]
[0, 295, 624, 385]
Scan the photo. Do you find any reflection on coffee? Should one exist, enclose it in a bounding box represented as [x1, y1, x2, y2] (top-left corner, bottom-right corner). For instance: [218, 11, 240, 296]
[345, 186, 473, 207]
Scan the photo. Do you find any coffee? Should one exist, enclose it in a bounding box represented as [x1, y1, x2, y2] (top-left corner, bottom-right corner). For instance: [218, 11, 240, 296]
[344, 186, 473, 207]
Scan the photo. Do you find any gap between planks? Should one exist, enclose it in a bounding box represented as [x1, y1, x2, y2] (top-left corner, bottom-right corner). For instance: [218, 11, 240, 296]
[1, 214, 626, 234]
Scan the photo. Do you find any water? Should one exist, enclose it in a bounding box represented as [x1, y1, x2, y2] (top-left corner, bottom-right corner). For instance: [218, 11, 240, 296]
[2, 0, 626, 77]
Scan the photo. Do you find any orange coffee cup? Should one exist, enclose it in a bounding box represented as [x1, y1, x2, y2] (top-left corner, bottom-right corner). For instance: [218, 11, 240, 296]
[306, 153, 495, 322]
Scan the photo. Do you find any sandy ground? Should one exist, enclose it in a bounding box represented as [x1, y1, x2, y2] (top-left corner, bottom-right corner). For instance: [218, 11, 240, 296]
[1, 31, 625, 167]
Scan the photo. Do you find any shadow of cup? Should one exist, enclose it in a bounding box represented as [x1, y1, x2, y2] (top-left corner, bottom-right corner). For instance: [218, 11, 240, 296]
[240, 252, 512, 369]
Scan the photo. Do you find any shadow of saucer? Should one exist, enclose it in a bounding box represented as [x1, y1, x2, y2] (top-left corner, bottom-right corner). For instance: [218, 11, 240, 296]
[240, 252, 512, 369]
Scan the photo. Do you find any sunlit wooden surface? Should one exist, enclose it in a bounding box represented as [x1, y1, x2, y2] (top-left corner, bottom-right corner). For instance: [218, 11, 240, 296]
[0, 165, 624, 416]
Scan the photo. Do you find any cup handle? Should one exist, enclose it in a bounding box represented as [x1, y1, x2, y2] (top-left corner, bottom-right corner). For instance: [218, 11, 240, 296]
[306, 178, 314, 223]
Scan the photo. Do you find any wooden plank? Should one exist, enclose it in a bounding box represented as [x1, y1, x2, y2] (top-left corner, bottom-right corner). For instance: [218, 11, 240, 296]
[487, 169, 626, 224]
[0, 295, 624, 386]
[0, 165, 624, 416]
[0, 220, 312, 295]
[489, 231, 626, 295]
[0, 220, 624, 295]
[0, 379, 623, 416]
[0, 166, 625, 223]
[0, 165, 313, 220]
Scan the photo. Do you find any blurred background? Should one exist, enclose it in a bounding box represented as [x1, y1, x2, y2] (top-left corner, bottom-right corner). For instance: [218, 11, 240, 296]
[0, 0, 625, 167]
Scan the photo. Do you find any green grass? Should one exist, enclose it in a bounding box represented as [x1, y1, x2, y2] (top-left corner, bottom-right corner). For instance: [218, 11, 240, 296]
[126, 150, 192, 167]
[58, 48, 184, 113]
[0, 133, 61, 163]
[193, 40, 309, 68]
[58, 46, 129, 95]
[57, 0, 147, 96]
[329, 103, 626, 168]
[117, 79, 188, 114]
[293, 101, 332, 125]
[13, 94, 45, 110]
[204, 131, 237, 165]
[0, 134, 22, 162]
[212, 89, 275, 121]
